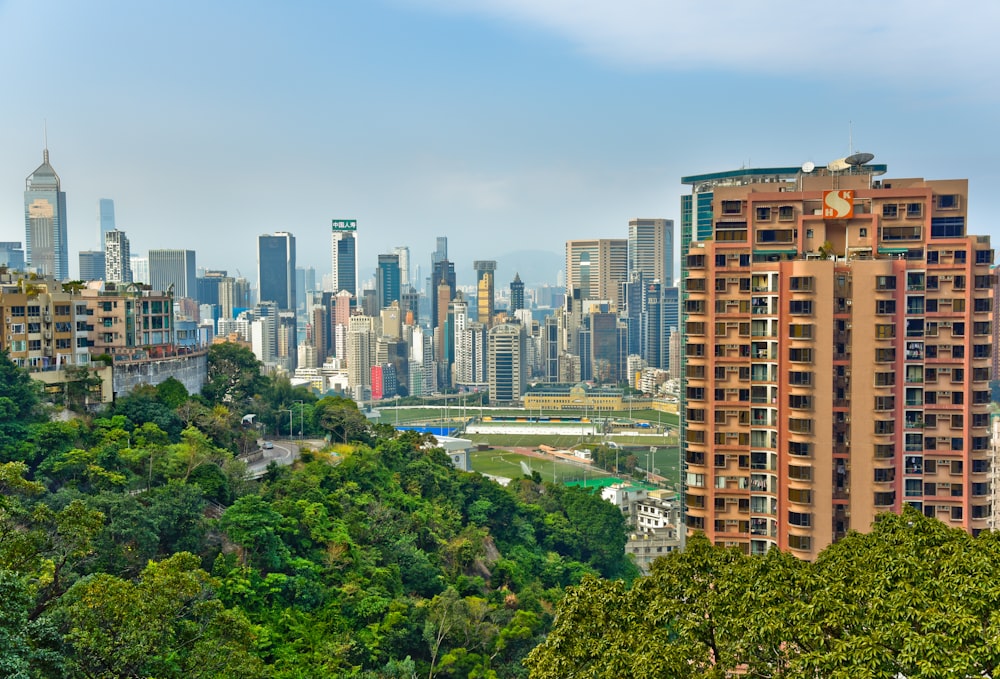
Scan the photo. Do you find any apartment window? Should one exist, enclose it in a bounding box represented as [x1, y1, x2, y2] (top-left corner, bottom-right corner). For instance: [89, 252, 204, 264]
[789, 324, 813, 339]
[788, 488, 813, 504]
[722, 200, 743, 215]
[789, 394, 813, 410]
[874, 468, 896, 483]
[974, 275, 996, 289]
[788, 371, 813, 386]
[875, 348, 896, 362]
[788, 418, 814, 434]
[873, 492, 896, 507]
[789, 276, 814, 291]
[876, 300, 896, 314]
[973, 344, 991, 358]
[789, 300, 813, 315]
[874, 371, 895, 386]
[778, 206, 794, 220]
[788, 512, 812, 527]
[907, 202, 924, 217]
[788, 534, 812, 551]
[974, 321, 991, 336]
[875, 324, 895, 339]
[975, 249, 993, 264]
[686, 300, 706, 313]
[882, 203, 899, 218]
[974, 298, 991, 312]
[686, 343, 705, 357]
[938, 194, 959, 209]
[687, 387, 705, 400]
[756, 206, 772, 221]
[874, 420, 895, 435]
[953, 275, 966, 289]
[927, 251, 940, 264]
[926, 275, 939, 290]
[789, 348, 813, 363]
[874, 396, 895, 411]
[788, 441, 812, 457]
[788, 465, 812, 481]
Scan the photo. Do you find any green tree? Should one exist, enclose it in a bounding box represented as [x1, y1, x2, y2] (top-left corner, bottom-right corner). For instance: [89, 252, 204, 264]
[155, 376, 190, 409]
[526, 509, 1000, 679]
[60, 552, 266, 678]
[313, 395, 371, 444]
[202, 343, 266, 406]
[0, 349, 44, 453]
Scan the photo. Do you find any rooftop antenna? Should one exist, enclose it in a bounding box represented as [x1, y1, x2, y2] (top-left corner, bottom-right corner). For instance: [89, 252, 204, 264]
[43, 119, 49, 163]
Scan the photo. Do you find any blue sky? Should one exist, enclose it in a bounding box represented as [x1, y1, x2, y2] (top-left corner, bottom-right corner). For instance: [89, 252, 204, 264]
[2, 0, 999, 286]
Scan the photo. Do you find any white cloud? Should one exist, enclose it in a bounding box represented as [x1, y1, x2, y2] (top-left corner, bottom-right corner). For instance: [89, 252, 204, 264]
[407, 0, 1000, 83]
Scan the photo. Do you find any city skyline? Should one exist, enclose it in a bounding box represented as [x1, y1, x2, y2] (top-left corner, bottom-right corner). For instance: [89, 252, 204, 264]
[2, 2, 998, 281]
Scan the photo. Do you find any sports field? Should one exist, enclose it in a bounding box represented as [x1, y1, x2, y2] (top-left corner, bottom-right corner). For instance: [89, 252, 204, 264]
[470, 449, 621, 485]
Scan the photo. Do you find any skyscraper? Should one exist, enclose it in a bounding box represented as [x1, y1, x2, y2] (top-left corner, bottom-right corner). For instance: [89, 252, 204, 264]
[510, 273, 525, 312]
[393, 246, 411, 288]
[565, 239, 628, 309]
[680, 161, 993, 558]
[376, 253, 401, 310]
[488, 323, 526, 405]
[104, 230, 132, 283]
[24, 147, 68, 280]
[0, 243, 25, 271]
[628, 218, 675, 286]
[148, 249, 196, 297]
[473, 260, 497, 326]
[130, 256, 149, 285]
[78, 251, 105, 281]
[331, 219, 358, 299]
[98, 199, 116, 250]
[257, 232, 296, 311]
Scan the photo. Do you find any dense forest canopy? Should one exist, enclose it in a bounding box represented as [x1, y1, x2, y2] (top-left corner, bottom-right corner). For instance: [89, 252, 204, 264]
[1, 345, 996, 678]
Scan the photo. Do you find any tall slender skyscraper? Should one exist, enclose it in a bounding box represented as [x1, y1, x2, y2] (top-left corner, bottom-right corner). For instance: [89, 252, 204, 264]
[78, 251, 105, 281]
[376, 253, 401, 310]
[393, 246, 411, 288]
[24, 147, 68, 280]
[331, 219, 358, 299]
[510, 273, 525, 312]
[98, 199, 116, 250]
[258, 232, 296, 311]
[104, 230, 132, 283]
[473, 260, 497, 326]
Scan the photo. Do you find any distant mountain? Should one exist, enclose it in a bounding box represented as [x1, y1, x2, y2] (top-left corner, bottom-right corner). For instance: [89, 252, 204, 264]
[464, 249, 562, 288]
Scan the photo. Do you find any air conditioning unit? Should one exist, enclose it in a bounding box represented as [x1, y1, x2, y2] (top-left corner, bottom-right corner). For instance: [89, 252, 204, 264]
[728, 278, 739, 284]
[943, 275, 954, 281]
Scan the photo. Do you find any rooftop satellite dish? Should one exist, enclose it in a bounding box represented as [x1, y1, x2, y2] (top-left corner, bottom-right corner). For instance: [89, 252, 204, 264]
[827, 157, 851, 172]
[801, 161, 815, 173]
[846, 152, 875, 166]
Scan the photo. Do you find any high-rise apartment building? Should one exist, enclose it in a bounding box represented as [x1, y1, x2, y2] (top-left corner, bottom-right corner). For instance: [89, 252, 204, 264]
[148, 249, 196, 298]
[488, 322, 526, 405]
[628, 218, 674, 285]
[104, 230, 132, 283]
[258, 232, 296, 311]
[565, 239, 628, 309]
[24, 148, 69, 280]
[680, 161, 993, 559]
[331, 220, 358, 299]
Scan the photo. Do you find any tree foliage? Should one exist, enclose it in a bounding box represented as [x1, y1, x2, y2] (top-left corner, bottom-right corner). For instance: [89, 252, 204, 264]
[526, 509, 1000, 679]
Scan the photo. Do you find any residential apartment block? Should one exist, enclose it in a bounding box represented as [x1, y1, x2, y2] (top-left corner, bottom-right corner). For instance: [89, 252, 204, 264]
[681, 162, 993, 559]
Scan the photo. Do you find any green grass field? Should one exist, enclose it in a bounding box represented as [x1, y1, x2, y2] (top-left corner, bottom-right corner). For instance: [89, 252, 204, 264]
[469, 445, 682, 492]
[470, 449, 622, 485]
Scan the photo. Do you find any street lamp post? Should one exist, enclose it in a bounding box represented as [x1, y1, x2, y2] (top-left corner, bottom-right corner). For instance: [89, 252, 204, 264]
[280, 409, 292, 439]
[293, 400, 304, 439]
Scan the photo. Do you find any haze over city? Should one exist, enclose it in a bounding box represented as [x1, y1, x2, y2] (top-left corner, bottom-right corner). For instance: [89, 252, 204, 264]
[2, 0, 999, 284]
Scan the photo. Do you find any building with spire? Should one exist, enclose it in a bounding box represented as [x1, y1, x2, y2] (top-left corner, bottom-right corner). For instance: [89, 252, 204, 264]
[24, 147, 68, 280]
[510, 273, 525, 312]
